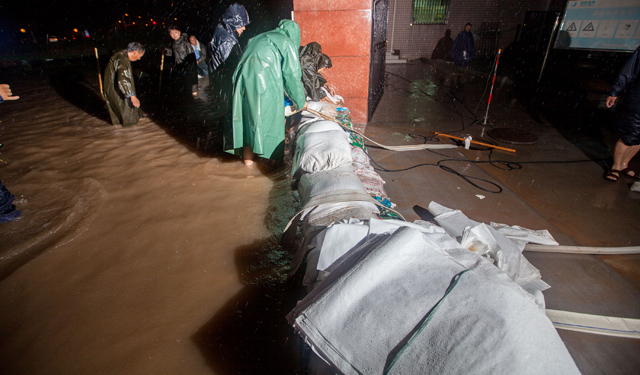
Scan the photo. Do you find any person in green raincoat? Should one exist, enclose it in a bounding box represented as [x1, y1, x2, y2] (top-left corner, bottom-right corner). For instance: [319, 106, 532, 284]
[227, 19, 307, 166]
[103, 42, 145, 126]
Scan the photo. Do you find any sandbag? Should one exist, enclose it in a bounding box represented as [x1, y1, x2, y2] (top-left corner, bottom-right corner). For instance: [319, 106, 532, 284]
[293, 130, 352, 176]
[302, 201, 378, 233]
[298, 167, 366, 206]
[288, 227, 580, 375]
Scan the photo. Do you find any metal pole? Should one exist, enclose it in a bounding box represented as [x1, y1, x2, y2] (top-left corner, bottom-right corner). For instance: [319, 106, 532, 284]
[538, 14, 560, 83]
[389, 0, 398, 53]
[483, 49, 501, 125]
[159, 54, 165, 94]
[95, 48, 104, 100]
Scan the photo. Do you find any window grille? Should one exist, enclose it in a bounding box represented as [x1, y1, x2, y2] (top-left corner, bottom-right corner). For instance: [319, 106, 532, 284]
[412, 0, 450, 25]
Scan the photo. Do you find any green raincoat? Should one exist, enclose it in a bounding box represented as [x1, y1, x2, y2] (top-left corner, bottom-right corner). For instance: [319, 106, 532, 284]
[103, 50, 139, 126]
[226, 20, 306, 160]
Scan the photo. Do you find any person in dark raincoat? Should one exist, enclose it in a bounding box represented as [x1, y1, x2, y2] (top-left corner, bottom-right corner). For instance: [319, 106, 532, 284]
[210, 3, 250, 72]
[450, 23, 475, 67]
[165, 25, 198, 95]
[227, 19, 307, 166]
[605, 45, 640, 182]
[0, 83, 21, 223]
[301, 51, 333, 101]
[103, 42, 145, 127]
[450, 23, 475, 88]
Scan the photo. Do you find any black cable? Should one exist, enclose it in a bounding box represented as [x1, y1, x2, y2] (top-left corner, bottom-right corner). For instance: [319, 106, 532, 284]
[363, 133, 611, 194]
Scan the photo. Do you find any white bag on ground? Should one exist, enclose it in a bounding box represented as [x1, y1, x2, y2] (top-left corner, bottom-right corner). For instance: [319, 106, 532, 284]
[288, 227, 580, 375]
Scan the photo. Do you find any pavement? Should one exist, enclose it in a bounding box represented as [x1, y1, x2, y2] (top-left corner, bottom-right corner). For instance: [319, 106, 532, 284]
[366, 60, 640, 374]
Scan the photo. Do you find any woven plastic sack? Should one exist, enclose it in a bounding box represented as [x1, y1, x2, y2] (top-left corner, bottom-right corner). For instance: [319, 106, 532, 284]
[293, 130, 352, 176]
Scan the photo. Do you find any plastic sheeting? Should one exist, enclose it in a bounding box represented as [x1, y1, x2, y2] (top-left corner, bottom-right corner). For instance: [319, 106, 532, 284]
[427, 201, 552, 304]
[288, 227, 580, 375]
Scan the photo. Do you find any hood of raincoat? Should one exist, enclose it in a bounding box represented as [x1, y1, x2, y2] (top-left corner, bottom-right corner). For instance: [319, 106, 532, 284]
[276, 20, 301, 50]
[222, 3, 250, 33]
[300, 41, 322, 58]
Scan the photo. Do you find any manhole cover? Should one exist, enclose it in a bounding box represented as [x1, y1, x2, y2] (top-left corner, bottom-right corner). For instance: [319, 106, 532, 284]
[487, 128, 538, 144]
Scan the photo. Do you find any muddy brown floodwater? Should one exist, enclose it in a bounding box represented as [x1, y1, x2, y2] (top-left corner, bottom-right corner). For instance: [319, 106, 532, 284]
[0, 72, 304, 374]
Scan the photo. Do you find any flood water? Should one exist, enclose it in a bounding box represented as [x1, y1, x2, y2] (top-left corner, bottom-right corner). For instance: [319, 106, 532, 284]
[0, 60, 305, 374]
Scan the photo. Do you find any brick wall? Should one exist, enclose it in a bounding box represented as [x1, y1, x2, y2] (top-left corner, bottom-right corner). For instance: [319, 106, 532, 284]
[388, 0, 568, 60]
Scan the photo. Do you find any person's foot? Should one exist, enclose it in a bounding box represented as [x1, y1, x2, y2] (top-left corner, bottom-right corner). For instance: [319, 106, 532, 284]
[620, 168, 640, 180]
[604, 169, 621, 182]
[198, 75, 204, 79]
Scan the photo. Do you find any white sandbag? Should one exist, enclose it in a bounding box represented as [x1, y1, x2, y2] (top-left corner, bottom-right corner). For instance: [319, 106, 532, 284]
[316, 221, 370, 271]
[298, 120, 345, 136]
[321, 87, 345, 105]
[305, 101, 338, 117]
[302, 201, 378, 232]
[295, 112, 323, 134]
[294, 130, 352, 175]
[289, 227, 580, 375]
[298, 167, 367, 206]
[314, 218, 446, 274]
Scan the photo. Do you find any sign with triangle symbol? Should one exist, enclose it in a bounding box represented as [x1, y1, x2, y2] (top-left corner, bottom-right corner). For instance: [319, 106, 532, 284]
[583, 22, 594, 31]
[567, 22, 577, 31]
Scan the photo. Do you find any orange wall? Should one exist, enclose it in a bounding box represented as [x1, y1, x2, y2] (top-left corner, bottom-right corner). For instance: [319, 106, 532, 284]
[293, 0, 372, 124]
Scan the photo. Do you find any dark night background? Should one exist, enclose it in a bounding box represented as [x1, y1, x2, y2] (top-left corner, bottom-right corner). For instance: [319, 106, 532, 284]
[0, 0, 293, 56]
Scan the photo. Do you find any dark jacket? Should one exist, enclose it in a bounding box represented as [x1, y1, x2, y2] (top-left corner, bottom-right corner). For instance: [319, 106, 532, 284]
[610, 45, 640, 105]
[301, 52, 331, 101]
[166, 33, 194, 66]
[450, 30, 475, 67]
[103, 50, 139, 126]
[210, 3, 250, 71]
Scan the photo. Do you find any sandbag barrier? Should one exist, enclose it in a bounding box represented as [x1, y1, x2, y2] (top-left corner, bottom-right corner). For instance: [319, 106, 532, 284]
[284, 101, 637, 375]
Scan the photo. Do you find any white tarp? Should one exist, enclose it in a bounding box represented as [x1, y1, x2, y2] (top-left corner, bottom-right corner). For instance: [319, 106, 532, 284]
[428, 202, 552, 302]
[288, 227, 580, 375]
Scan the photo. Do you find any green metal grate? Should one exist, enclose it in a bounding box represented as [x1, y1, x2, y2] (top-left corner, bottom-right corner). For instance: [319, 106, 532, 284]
[412, 0, 450, 25]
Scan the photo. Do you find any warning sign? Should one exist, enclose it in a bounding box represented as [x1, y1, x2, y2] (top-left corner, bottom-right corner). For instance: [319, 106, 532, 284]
[564, 20, 581, 38]
[579, 20, 598, 38]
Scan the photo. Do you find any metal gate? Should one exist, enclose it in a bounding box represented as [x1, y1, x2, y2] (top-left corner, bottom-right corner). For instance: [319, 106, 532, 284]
[368, 0, 389, 121]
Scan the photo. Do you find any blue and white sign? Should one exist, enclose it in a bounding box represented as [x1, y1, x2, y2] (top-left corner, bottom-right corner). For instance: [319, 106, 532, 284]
[556, 0, 640, 51]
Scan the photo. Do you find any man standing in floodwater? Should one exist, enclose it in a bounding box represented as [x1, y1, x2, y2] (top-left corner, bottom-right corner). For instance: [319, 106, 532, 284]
[226, 19, 307, 166]
[103, 42, 145, 127]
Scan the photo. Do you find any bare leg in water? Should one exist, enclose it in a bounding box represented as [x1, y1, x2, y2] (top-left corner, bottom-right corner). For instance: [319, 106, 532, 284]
[243, 146, 255, 167]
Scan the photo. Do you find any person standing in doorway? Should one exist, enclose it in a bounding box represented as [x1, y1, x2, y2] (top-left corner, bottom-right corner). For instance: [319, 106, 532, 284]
[450, 23, 475, 87]
[604, 45, 640, 183]
[103, 42, 145, 127]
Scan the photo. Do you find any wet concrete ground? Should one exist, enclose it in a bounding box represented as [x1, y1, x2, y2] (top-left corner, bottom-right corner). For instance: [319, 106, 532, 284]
[369, 60, 640, 374]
